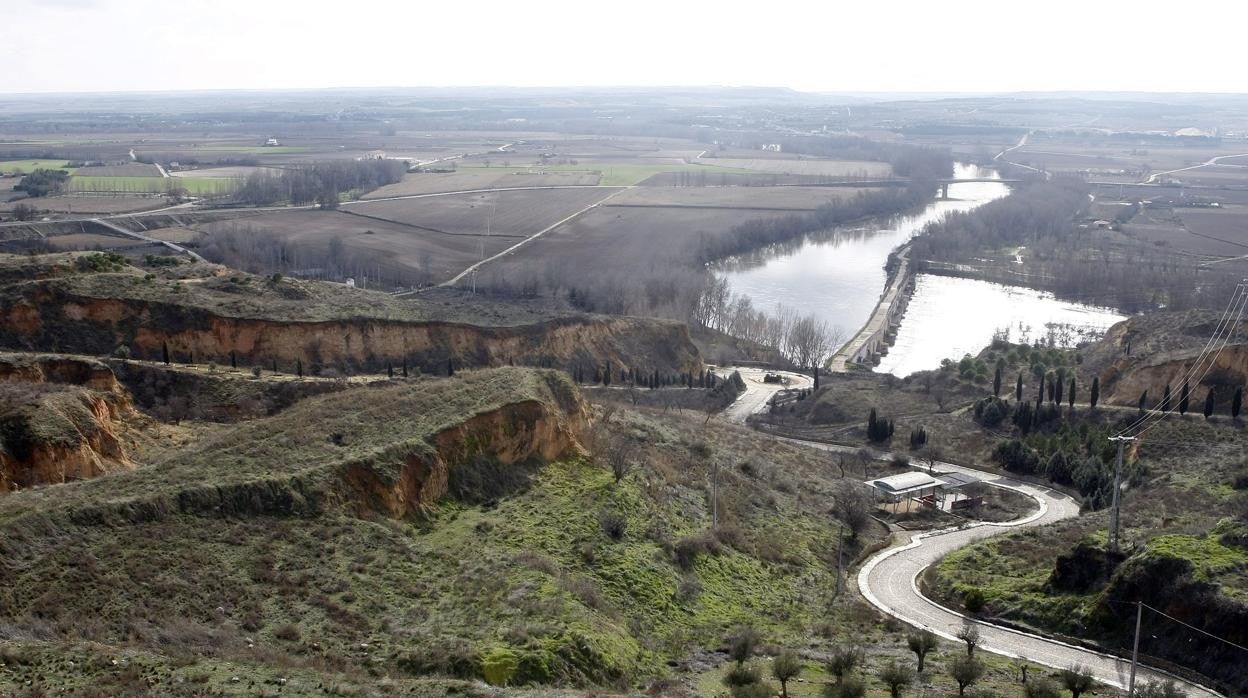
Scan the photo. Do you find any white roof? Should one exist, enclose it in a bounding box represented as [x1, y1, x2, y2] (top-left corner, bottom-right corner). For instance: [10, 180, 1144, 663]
[868, 471, 938, 494]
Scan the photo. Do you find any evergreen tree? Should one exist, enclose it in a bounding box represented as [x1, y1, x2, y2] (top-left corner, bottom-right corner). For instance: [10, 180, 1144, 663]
[1179, 380, 1190, 415]
[1163, 384, 1172, 412]
[992, 365, 1002, 397]
[447, 358, 454, 377]
[1036, 373, 1045, 403]
[296, 359, 303, 378]
[161, 341, 170, 365]
[230, 351, 237, 369]
[1015, 373, 1023, 402]
[1138, 389, 1148, 416]
[387, 363, 394, 378]
[1234, 387, 1244, 419]
[1204, 388, 1216, 419]
[271, 358, 278, 373]
[1054, 376, 1064, 405]
[814, 365, 820, 390]
[602, 366, 611, 387]
[402, 359, 409, 378]
[1090, 376, 1100, 409]
[1068, 377, 1076, 408]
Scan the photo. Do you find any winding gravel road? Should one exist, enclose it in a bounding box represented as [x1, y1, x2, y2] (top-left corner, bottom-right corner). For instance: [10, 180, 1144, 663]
[722, 369, 1221, 696]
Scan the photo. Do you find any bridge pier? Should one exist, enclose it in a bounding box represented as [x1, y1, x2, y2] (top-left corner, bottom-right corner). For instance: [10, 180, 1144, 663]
[938, 183, 949, 199]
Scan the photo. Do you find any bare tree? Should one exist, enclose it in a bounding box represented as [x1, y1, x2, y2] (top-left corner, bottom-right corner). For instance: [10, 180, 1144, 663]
[956, 621, 980, 657]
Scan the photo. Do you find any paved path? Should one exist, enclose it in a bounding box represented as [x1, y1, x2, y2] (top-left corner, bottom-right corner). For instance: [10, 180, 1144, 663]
[92, 218, 207, 263]
[715, 367, 812, 423]
[735, 382, 1222, 695]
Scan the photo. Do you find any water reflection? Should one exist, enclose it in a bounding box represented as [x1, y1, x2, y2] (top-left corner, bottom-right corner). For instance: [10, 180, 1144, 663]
[719, 163, 1010, 348]
[876, 275, 1125, 377]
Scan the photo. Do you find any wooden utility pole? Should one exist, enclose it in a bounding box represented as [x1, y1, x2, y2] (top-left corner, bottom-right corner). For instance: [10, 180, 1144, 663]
[1108, 435, 1135, 552]
[1128, 600, 1143, 695]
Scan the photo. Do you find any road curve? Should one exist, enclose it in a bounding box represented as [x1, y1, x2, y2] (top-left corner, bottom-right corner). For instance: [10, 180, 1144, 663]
[729, 378, 1221, 695]
[715, 366, 812, 423]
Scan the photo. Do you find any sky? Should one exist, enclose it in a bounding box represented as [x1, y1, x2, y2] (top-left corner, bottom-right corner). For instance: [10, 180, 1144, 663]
[4, 0, 1248, 95]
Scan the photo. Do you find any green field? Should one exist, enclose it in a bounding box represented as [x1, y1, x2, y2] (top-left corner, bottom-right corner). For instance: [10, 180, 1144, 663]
[0, 159, 77, 175]
[68, 176, 239, 195]
[461, 162, 756, 186]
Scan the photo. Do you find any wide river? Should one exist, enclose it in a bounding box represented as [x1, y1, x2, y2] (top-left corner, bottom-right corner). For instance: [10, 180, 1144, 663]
[719, 163, 1124, 376]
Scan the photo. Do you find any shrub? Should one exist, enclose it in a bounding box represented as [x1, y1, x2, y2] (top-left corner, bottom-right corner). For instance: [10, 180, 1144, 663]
[723, 664, 763, 687]
[824, 676, 866, 698]
[673, 532, 720, 570]
[963, 587, 986, 613]
[273, 623, 300, 641]
[481, 646, 519, 686]
[597, 508, 627, 541]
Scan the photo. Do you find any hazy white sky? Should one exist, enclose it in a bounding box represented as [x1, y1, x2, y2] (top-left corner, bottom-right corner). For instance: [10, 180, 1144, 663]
[4, 0, 1248, 95]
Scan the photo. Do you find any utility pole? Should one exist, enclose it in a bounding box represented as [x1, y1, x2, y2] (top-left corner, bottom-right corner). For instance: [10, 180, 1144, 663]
[1108, 435, 1135, 553]
[1128, 600, 1142, 695]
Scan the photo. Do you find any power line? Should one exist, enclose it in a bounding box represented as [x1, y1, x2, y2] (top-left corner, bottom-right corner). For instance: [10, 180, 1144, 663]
[1139, 602, 1248, 656]
[1117, 284, 1248, 438]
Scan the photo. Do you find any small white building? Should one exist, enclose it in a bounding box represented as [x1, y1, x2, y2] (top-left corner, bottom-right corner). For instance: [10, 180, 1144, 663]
[264, 137, 280, 147]
[345, 278, 355, 288]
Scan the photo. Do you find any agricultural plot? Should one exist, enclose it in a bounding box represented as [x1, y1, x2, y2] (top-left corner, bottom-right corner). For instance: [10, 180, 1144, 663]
[170, 166, 283, 179]
[362, 170, 601, 198]
[0, 159, 75, 175]
[0, 195, 163, 215]
[347, 187, 618, 237]
[44, 233, 148, 250]
[1178, 206, 1248, 249]
[74, 164, 162, 177]
[194, 210, 520, 286]
[141, 226, 198, 243]
[68, 176, 238, 195]
[694, 156, 891, 178]
[486, 203, 802, 285]
[457, 162, 751, 186]
[607, 185, 879, 210]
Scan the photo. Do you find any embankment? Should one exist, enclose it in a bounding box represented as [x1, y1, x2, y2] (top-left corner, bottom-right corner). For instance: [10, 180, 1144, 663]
[0, 276, 702, 377]
[829, 245, 915, 371]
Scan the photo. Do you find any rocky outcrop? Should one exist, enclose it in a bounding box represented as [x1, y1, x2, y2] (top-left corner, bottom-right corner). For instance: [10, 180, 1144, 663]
[0, 281, 701, 377]
[0, 384, 135, 492]
[342, 395, 586, 518]
[1088, 313, 1248, 406]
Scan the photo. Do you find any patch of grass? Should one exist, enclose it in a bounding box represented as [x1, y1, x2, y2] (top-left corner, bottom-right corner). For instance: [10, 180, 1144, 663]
[68, 175, 239, 195]
[460, 163, 756, 186]
[0, 159, 76, 175]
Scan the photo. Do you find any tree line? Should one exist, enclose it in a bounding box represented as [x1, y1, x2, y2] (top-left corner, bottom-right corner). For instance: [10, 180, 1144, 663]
[698, 184, 931, 263]
[695, 275, 844, 369]
[233, 159, 406, 207]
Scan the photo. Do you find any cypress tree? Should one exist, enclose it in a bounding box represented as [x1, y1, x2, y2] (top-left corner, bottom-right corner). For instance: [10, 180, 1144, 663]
[1204, 388, 1215, 419]
[1068, 377, 1076, 409]
[161, 341, 170, 365]
[1138, 389, 1148, 416]
[402, 359, 409, 378]
[1163, 384, 1172, 412]
[867, 408, 878, 439]
[387, 363, 394, 378]
[447, 358, 454, 377]
[1015, 373, 1023, 402]
[230, 351, 237, 369]
[271, 358, 277, 373]
[1179, 380, 1190, 415]
[296, 359, 303, 378]
[1055, 376, 1064, 405]
[1036, 373, 1045, 403]
[992, 365, 1002, 397]
[1090, 376, 1099, 409]
[1233, 387, 1244, 419]
[602, 366, 610, 387]
[814, 365, 820, 390]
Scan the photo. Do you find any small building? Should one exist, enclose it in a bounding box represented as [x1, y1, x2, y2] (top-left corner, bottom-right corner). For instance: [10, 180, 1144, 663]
[264, 137, 280, 147]
[362, 150, 387, 160]
[761, 143, 782, 152]
[867, 472, 941, 504]
[866, 470, 978, 514]
[1092, 220, 1112, 229]
[345, 278, 355, 288]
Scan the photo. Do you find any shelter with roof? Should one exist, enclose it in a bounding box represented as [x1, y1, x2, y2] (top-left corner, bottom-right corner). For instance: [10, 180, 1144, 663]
[866, 469, 981, 513]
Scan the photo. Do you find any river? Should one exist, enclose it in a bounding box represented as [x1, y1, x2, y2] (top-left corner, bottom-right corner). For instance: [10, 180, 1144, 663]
[719, 163, 1125, 376]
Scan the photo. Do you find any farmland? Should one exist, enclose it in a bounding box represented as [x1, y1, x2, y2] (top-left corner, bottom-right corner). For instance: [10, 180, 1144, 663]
[0, 159, 75, 175]
[459, 162, 757, 186]
[68, 175, 239, 195]
[363, 169, 602, 198]
[74, 163, 161, 177]
[695, 156, 892, 178]
[347, 186, 618, 236]
[194, 209, 524, 286]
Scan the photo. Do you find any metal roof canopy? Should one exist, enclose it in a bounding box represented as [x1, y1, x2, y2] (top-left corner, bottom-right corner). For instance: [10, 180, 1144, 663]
[936, 472, 980, 489]
[867, 471, 939, 496]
